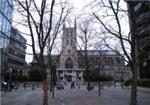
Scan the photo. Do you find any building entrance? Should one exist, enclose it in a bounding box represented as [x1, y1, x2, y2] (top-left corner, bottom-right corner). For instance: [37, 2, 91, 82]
[66, 75, 72, 82]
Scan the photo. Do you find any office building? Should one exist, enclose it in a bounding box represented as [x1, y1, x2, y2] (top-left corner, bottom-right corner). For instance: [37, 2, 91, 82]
[126, 1, 150, 78]
[0, 0, 14, 80]
[8, 27, 27, 79]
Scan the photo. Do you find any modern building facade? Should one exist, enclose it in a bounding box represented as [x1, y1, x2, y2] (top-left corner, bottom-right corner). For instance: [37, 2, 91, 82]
[0, 0, 14, 79]
[32, 21, 131, 82]
[8, 27, 27, 78]
[135, 1, 150, 79]
[127, 1, 150, 78]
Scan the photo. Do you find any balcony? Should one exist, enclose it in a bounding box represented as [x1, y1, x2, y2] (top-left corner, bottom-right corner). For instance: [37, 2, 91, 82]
[136, 11, 150, 26]
[8, 63, 25, 70]
[134, 2, 143, 14]
[8, 53, 26, 64]
[138, 25, 150, 37]
[134, 2, 150, 15]
[139, 36, 150, 49]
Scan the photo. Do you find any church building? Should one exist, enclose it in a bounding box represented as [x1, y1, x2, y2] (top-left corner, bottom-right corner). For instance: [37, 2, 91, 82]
[31, 20, 131, 82]
[57, 20, 83, 82]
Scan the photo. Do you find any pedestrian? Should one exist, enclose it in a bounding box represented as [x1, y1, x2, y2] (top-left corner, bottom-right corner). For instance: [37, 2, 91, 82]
[72, 81, 76, 89]
[71, 82, 73, 89]
[77, 81, 80, 90]
[71, 81, 75, 89]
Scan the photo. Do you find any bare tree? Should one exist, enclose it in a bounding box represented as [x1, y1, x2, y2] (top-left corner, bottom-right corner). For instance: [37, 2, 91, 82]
[77, 17, 98, 91]
[14, 0, 71, 105]
[45, 2, 70, 98]
[91, 0, 139, 105]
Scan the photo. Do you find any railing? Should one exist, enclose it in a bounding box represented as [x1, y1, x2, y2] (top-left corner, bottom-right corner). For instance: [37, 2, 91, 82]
[8, 53, 26, 63]
[138, 25, 150, 37]
[134, 2, 143, 13]
[136, 11, 150, 26]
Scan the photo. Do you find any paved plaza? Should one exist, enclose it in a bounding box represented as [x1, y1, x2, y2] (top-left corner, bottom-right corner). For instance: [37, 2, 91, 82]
[1, 83, 150, 105]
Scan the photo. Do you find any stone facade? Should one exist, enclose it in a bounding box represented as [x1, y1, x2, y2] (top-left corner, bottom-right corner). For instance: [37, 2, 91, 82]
[56, 22, 131, 82]
[57, 21, 82, 81]
[32, 21, 131, 82]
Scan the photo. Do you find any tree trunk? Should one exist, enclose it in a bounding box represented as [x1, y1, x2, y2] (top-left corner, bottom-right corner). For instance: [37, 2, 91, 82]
[52, 80, 55, 98]
[98, 82, 101, 96]
[130, 64, 137, 105]
[50, 69, 53, 92]
[42, 64, 48, 105]
[42, 80, 48, 105]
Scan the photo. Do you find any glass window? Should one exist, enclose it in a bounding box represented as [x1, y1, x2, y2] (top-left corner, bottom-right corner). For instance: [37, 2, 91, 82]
[0, 14, 2, 30]
[4, 20, 7, 34]
[66, 31, 68, 37]
[71, 39, 73, 45]
[0, 1, 2, 11]
[71, 31, 73, 37]
[5, 21, 9, 34]
[0, 0, 13, 71]
[116, 57, 121, 64]
[4, 2, 8, 17]
[1, 1, 5, 13]
[66, 39, 69, 45]
[2, 18, 6, 33]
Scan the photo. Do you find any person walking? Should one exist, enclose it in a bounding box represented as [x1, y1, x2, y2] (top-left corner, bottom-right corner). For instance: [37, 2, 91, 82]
[71, 81, 75, 89]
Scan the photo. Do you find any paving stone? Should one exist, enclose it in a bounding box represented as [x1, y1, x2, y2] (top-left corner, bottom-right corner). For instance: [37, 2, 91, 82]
[1, 84, 150, 105]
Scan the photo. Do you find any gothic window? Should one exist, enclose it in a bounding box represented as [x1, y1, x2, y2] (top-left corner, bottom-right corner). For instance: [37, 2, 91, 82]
[66, 39, 69, 45]
[71, 31, 73, 37]
[116, 57, 121, 64]
[107, 57, 113, 64]
[71, 39, 73, 45]
[66, 31, 68, 38]
[65, 58, 73, 69]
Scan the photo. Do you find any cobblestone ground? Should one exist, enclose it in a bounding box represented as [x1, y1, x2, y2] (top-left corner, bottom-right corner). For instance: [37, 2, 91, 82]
[1, 83, 150, 105]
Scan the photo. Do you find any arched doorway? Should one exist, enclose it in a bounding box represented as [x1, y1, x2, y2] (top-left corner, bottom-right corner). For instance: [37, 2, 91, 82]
[65, 58, 73, 69]
[65, 58, 73, 81]
[66, 75, 72, 82]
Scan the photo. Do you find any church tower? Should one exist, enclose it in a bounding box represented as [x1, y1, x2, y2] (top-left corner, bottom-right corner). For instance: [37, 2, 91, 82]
[62, 20, 77, 51]
[60, 19, 78, 70]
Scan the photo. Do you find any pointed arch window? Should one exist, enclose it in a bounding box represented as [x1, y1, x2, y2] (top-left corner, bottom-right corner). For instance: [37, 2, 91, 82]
[71, 31, 73, 38]
[66, 31, 69, 38]
[65, 58, 73, 69]
[66, 39, 69, 45]
[71, 39, 73, 45]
